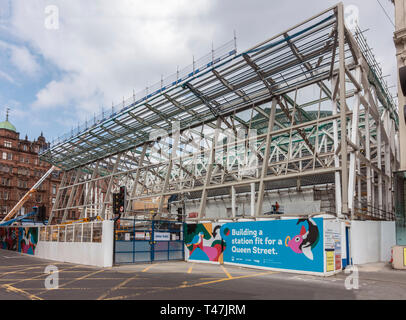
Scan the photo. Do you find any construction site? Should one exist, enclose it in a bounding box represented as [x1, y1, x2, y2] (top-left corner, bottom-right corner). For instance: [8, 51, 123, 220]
[1, 2, 406, 276]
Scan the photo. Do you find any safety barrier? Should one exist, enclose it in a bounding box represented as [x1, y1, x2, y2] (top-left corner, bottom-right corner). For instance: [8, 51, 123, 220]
[184, 217, 344, 276]
[35, 220, 114, 267]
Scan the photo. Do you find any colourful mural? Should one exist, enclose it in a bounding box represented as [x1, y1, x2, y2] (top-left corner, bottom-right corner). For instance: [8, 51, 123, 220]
[220, 218, 324, 273]
[0, 227, 38, 255]
[19, 227, 38, 254]
[0, 227, 18, 251]
[184, 223, 226, 263]
[285, 218, 320, 261]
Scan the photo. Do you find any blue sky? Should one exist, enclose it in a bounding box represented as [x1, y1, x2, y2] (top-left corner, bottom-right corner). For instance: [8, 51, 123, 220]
[0, 0, 398, 144]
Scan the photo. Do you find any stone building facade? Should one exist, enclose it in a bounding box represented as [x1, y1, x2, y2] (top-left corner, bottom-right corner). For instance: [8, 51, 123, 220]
[0, 116, 62, 222]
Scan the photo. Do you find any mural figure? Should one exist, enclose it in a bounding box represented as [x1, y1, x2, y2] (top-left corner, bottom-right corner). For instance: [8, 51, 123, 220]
[0, 228, 18, 251]
[286, 218, 320, 261]
[0, 227, 37, 255]
[19, 227, 38, 255]
[190, 232, 204, 247]
[184, 223, 226, 262]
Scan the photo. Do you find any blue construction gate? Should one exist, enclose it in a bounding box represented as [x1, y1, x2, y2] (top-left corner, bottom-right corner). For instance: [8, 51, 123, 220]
[114, 218, 184, 264]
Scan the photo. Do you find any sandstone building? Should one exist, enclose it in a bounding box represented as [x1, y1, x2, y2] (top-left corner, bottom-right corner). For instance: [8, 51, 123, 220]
[0, 114, 62, 222]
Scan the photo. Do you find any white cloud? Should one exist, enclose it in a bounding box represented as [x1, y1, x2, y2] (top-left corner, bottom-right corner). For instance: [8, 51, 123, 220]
[2, 0, 398, 139]
[0, 69, 16, 84]
[9, 45, 40, 76]
[8, 0, 216, 117]
[0, 40, 40, 76]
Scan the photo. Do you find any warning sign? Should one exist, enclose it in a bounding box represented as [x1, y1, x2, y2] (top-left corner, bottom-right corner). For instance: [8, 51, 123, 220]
[335, 253, 341, 270]
[404, 248, 406, 267]
[326, 250, 335, 272]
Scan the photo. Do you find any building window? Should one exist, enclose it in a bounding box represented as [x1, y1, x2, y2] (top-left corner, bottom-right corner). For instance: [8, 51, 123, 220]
[23, 145, 27, 151]
[4, 141, 12, 148]
[36, 194, 42, 202]
[52, 185, 57, 195]
[3, 192, 9, 200]
[18, 181, 28, 188]
[7, 153, 12, 160]
[2, 152, 6, 160]
[52, 197, 56, 204]
[17, 168, 30, 176]
[0, 165, 10, 173]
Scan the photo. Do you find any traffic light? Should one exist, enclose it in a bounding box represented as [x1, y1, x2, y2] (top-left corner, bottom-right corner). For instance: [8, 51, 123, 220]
[177, 207, 183, 222]
[38, 205, 46, 222]
[112, 193, 120, 216]
[112, 186, 126, 216]
[119, 186, 126, 214]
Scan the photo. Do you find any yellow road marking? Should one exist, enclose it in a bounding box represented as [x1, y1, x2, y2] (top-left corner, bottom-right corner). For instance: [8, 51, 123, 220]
[5, 265, 80, 287]
[97, 275, 138, 300]
[0, 266, 41, 278]
[220, 265, 233, 279]
[20, 285, 169, 291]
[106, 270, 278, 300]
[141, 265, 154, 272]
[1, 264, 92, 299]
[187, 264, 194, 274]
[0, 277, 140, 282]
[3, 284, 43, 300]
[35, 269, 106, 297]
[182, 270, 277, 288]
[0, 263, 56, 269]
[58, 269, 106, 289]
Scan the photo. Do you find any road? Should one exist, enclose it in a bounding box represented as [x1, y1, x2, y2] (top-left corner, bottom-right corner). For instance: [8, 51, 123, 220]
[0, 249, 405, 300]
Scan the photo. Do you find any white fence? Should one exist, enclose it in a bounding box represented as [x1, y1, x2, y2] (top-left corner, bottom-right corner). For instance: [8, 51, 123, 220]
[350, 221, 396, 264]
[35, 220, 114, 267]
[39, 222, 103, 243]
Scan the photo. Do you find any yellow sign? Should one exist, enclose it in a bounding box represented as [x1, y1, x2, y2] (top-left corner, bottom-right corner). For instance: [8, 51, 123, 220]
[326, 250, 335, 272]
[404, 248, 406, 267]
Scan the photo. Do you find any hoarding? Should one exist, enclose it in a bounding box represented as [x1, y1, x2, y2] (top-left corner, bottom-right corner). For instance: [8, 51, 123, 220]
[220, 218, 324, 273]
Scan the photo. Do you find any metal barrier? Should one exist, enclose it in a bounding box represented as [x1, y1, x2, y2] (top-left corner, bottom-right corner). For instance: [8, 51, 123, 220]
[114, 218, 184, 264]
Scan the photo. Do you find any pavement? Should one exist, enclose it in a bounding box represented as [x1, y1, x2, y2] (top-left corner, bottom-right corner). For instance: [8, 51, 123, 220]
[0, 249, 405, 300]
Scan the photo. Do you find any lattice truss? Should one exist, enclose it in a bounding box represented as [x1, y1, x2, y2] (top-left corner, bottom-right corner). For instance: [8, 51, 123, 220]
[43, 4, 400, 224]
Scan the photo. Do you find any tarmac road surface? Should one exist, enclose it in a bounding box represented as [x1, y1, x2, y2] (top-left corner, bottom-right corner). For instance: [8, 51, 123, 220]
[0, 249, 405, 300]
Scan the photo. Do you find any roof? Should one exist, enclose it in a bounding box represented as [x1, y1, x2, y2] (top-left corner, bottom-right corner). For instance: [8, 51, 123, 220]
[0, 120, 17, 132]
[39, 4, 398, 171]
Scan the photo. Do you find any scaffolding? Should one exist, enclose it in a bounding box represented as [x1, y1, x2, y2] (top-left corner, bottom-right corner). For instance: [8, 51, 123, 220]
[40, 3, 400, 225]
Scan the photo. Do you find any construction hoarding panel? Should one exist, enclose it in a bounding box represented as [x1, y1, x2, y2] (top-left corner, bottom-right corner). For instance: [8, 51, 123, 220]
[220, 218, 324, 273]
[323, 219, 342, 273]
[0, 227, 38, 255]
[185, 218, 327, 273]
[184, 223, 225, 263]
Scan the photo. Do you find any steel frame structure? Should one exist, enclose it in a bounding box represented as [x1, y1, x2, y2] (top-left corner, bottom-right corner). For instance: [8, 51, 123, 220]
[41, 3, 400, 225]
